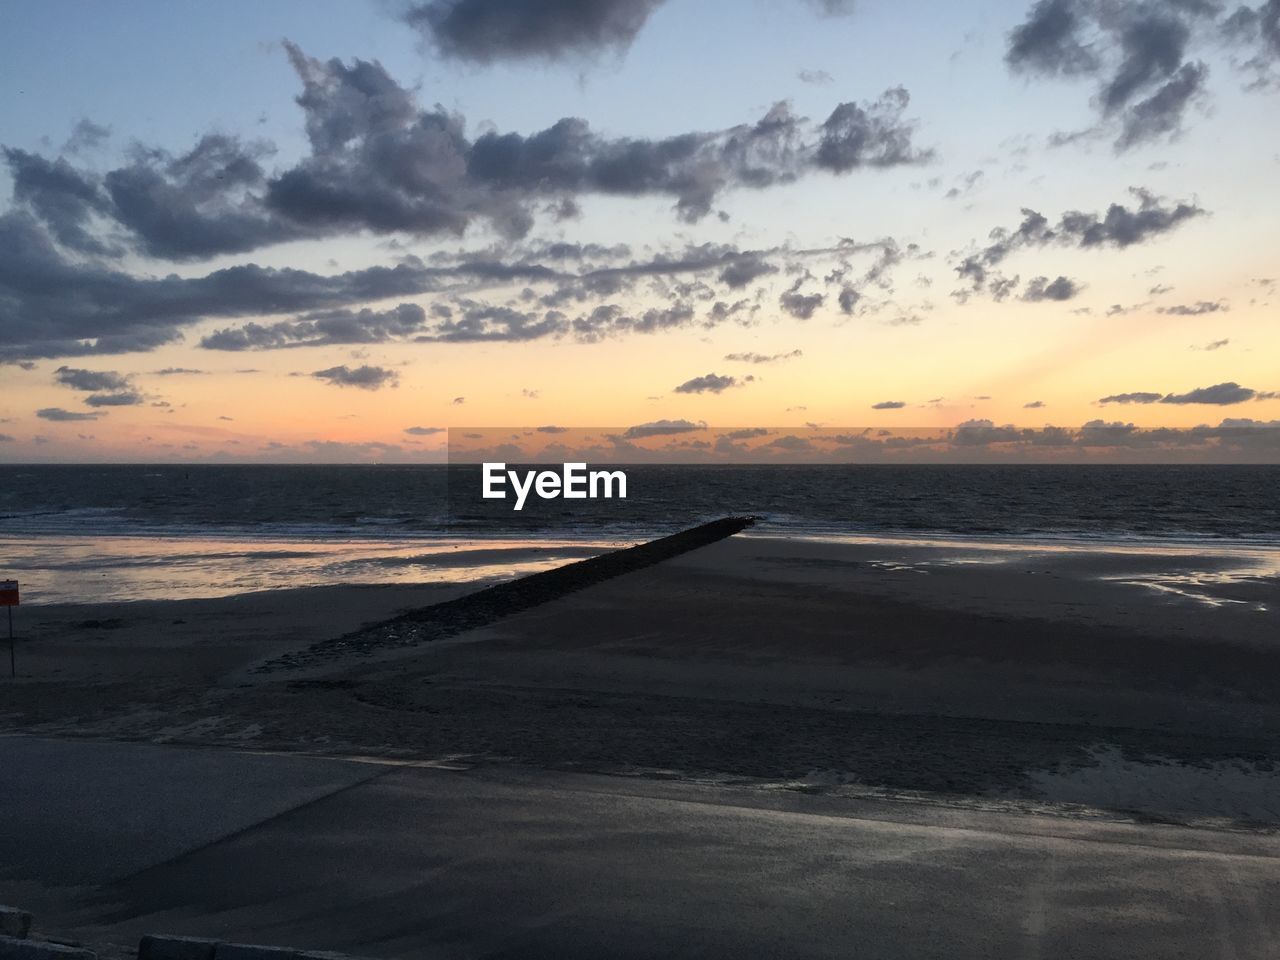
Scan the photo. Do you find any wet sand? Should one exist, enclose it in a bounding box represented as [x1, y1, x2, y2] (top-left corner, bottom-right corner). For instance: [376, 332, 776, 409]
[3, 528, 1279, 825]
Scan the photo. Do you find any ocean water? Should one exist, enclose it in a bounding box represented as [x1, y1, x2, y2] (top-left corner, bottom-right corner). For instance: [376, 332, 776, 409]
[2, 464, 1279, 603]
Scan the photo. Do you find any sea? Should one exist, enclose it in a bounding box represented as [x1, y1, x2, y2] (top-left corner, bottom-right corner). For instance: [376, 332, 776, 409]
[2, 463, 1279, 604]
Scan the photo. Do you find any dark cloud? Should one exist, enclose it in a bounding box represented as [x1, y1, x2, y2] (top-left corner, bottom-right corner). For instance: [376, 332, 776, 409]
[837, 284, 862, 314]
[404, 425, 444, 435]
[571, 302, 698, 342]
[1222, 1, 1280, 63]
[154, 367, 206, 375]
[36, 407, 102, 421]
[724, 428, 771, 441]
[718, 253, 778, 289]
[724, 349, 803, 363]
[105, 134, 295, 260]
[1099, 382, 1269, 406]
[0, 209, 561, 360]
[1006, 0, 1099, 77]
[4, 45, 927, 265]
[871, 400, 906, 409]
[1005, 0, 1253, 148]
[3, 154, 905, 359]
[780, 288, 825, 319]
[53, 365, 142, 406]
[53, 366, 131, 392]
[398, 0, 667, 63]
[1098, 391, 1163, 404]
[812, 87, 930, 173]
[956, 189, 1204, 292]
[1021, 275, 1080, 301]
[275, 44, 925, 236]
[4, 148, 117, 256]
[1160, 381, 1260, 404]
[1195, 338, 1230, 350]
[1160, 300, 1224, 315]
[202, 303, 429, 350]
[621, 419, 704, 440]
[1100, 11, 1194, 113]
[84, 390, 144, 407]
[674, 372, 739, 394]
[311, 364, 399, 390]
[424, 301, 567, 342]
[1116, 60, 1208, 150]
[1024, 400, 1047, 408]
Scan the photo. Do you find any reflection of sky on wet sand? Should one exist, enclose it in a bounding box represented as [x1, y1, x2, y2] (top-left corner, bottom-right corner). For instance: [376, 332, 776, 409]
[1, 535, 620, 604]
[1100, 569, 1276, 612]
[746, 531, 1280, 614]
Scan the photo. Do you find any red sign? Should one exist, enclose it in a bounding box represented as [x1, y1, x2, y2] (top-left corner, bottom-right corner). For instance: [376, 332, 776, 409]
[0, 581, 18, 606]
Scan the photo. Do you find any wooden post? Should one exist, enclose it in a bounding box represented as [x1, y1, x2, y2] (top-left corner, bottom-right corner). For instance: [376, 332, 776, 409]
[1, 580, 18, 678]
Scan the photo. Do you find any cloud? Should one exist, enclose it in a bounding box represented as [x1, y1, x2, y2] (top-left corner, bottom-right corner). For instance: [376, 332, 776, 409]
[724, 349, 803, 363]
[812, 87, 929, 173]
[1024, 400, 1046, 408]
[955, 189, 1204, 292]
[798, 69, 834, 85]
[1160, 382, 1260, 405]
[404, 425, 444, 436]
[724, 428, 771, 440]
[202, 303, 429, 350]
[272, 44, 926, 237]
[1098, 391, 1163, 404]
[780, 288, 825, 319]
[1006, 0, 1099, 77]
[2, 163, 912, 359]
[311, 364, 399, 390]
[1006, 0, 1223, 148]
[1021, 275, 1080, 301]
[805, 0, 856, 14]
[53, 366, 131, 392]
[1159, 300, 1224, 315]
[621, 419, 704, 439]
[52, 365, 143, 406]
[1116, 61, 1208, 150]
[4, 44, 929, 267]
[84, 391, 143, 407]
[674, 372, 740, 394]
[1195, 338, 1230, 351]
[63, 118, 112, 156]
[36, 407, 102, 421]
[154, 367, 205, 375]
[398, 0, 667, 63]
[1099, 382, 1270, 406]
[718, 253, 778, 289]
[872, 400, 906, 409]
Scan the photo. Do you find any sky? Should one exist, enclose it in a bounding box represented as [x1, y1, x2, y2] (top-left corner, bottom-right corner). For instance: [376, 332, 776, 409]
[1, 0, 1278, 463]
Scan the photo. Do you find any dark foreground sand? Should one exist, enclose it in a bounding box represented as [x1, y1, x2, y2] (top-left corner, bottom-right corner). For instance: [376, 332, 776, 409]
[4, 529, 1279, 825]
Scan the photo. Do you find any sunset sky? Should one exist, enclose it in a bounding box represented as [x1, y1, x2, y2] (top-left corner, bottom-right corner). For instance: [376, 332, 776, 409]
[1, 0, 1278, 462]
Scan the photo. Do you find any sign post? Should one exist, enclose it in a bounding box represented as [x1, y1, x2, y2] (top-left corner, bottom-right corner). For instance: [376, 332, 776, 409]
[0, 580, 18, 678]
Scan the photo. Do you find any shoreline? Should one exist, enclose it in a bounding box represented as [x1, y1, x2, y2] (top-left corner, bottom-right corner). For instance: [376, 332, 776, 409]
[6, 520, 1280, 607]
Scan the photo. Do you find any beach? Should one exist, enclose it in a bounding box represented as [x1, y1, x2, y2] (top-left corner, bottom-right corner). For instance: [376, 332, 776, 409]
[5, 523, 1280, 957]
[5, 526, 1279, 823]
